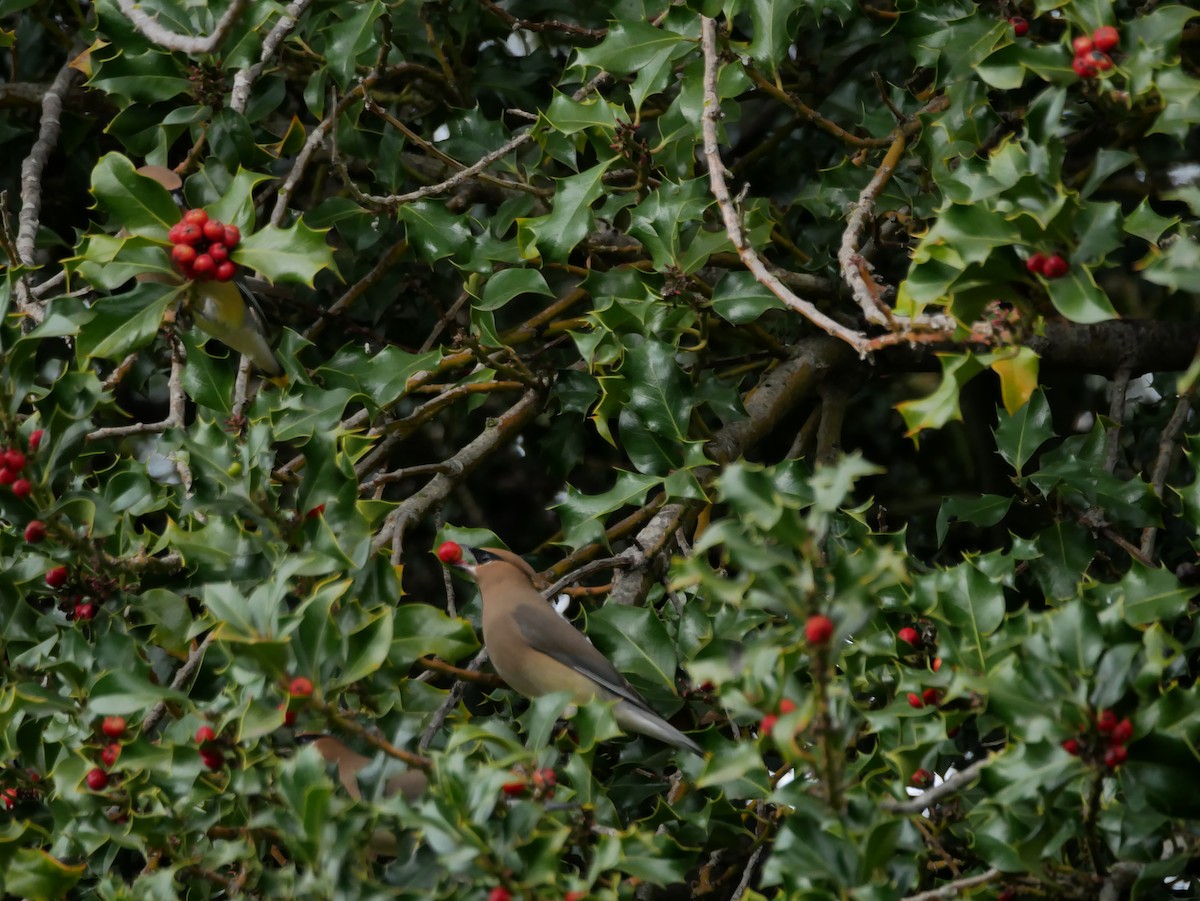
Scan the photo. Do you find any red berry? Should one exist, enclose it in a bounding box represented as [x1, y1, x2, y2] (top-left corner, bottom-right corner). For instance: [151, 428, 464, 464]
[195, 725, 216, 744]
[191, 254, 215, 278]
[1104, 745, 1128, 768]
[1092, 25, 1119, 52]
[1110, 718, 1133, 745]
[200, 748, 225, 770]
[85, 768, 109, 790]
[804, 614, 835, 646]
[74, 602, 96, 621]
[100, 743, 121, 767]
[760, 714, 779, 736]
[4, 449, 26, 471]
[1010, 16, 1029, 37]
[565, 892, 588, 901]
[177, 222, 204, 245]
[168, 222, 186, 244]
[102, 716, 126, 738]
[171, 243, 197, 267]
[1061, 738, 1081, 755]
[1088, 50, 1113, 71]
[289, 676, 314, 698]
[1072, 35, 1093, 56]
[932, 658, 943, 672]
[12, 478, 32, 499]
[0, 468, 12, 486]
[501, 780, 528, 796]
[778, 698, 797, 715]
[46, 565, 69, 589]
[3, 788, 17, 809]
[436, 541, 463, 564]
[215, 261, 237, 282]
[202, 219, 225, 243]
[488, 888, 512, 901]
[277, 702, 298, 727]
[922, 688, 942, 707]
[223, 225, 241, 248]
[897, 626, 920, 647]
[28, 429, 43, 451]
[208, 242, 228, 263]
[911, 768, 932, 787]
[24, 520, 45, 542]
[1041, 254, 1069, 279]
[1072, 56, 1098, 78]
[1096, 709, 1118, 734]
[1025, 252, 1046, 275]
[907, 692, 924, 709]
[183, 208, 209, 226]
[532, 768, 557, 790]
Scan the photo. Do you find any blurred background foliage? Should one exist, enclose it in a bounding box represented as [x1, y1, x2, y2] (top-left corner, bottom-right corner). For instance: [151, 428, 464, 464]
[3, 0, 1200, 898]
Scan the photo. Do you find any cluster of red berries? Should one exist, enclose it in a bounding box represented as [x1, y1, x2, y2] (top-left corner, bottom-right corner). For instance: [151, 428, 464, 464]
[3, 767, 42, 809]
[907, 686, 942, 709]
[195, 724, 226, 771]
[760, 698, 797, 738]
[1025, 251, 1069, 280]
[898, 622, 945, 709]
[1071, 25, 1119, 78]
[501, 766, 558, 799]
[84, 716, 129, 791]
[0, 447, 31, 498]
[1062, 708, 1133, 768]
[168, 209, 242, 282]
[488, 888, 585, 901]
[50, 572, 118, 624]
[279, 675, 314, 726]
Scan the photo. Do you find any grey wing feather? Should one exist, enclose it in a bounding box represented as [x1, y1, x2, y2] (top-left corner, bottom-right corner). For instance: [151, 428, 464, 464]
[511, 605, 658, 713]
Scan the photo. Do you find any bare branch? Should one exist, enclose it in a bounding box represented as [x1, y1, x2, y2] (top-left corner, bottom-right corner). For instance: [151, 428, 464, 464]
[14, 56, 80, 321]
[699, 18, 871, 355]
[141, 634, 215, 736]
[114, 0, 249, 55]
[230, 0, 315, 115]
[372, 388, 544, 560]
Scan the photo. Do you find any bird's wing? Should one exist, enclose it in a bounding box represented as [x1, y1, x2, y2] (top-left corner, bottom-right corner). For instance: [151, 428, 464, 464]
[511, 604, 659, 714]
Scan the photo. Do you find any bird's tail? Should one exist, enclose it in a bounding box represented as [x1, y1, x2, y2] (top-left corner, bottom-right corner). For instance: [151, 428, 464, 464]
[615, 700, 704, 756]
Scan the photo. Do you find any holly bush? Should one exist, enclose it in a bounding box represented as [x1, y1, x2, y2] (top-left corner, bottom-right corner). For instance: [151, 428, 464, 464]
[3, 0, 1200, 898]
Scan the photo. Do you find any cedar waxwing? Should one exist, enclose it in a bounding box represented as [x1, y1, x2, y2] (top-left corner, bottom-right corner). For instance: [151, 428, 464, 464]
[302, 734, 428, 801]
[301, 734, 427, 857]
[447, 547, 703, 756]
[135, 165, 282, 376]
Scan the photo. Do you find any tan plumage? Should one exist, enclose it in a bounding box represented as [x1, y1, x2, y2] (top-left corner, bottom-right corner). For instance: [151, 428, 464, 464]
[305, 735, 428, 801]
[303, 734, 427, 857]
[451, 547, 702, 756]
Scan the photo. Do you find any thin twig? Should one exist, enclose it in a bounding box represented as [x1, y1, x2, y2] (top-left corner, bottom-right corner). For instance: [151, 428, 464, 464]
[881, 755, 991, 814]
[698, 18, 870, 355]
[371, 388, 543, 560]
[900, 868, 1002, 900]
[1140, 392, 1193, 559]
[141, 634, 215, 735]
[230, 0, 315, 114]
